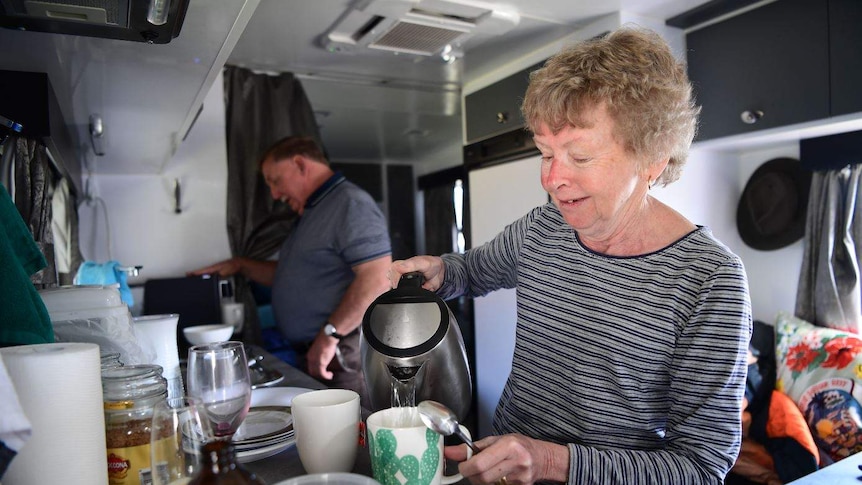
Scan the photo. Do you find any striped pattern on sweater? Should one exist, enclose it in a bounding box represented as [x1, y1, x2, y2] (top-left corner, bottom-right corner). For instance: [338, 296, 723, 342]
[440, 203, 752, 485]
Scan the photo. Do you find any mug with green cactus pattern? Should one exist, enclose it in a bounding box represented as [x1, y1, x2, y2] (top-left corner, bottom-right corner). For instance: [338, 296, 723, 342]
[366, 406, 472, 485]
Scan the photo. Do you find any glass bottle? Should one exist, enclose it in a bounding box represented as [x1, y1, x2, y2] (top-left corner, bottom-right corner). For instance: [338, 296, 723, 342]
[187, 440, 265, 485]
[102, 364, 168, 485]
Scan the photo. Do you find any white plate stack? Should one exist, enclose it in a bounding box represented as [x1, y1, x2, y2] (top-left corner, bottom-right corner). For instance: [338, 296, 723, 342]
[233, 406, 296, 463]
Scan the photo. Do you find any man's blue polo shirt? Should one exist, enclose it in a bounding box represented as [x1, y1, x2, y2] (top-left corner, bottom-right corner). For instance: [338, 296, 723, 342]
[271, 173, 391, 344]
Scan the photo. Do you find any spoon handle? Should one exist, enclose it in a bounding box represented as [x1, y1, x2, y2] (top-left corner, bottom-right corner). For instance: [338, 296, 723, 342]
[455, 426, 481, 454]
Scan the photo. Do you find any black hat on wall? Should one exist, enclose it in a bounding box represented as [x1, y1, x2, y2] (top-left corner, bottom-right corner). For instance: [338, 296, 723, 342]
[737, 157, 812, 251]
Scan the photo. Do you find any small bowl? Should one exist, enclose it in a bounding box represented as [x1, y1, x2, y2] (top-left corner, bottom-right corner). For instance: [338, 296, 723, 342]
[272, 473, 381, 485]
[183, 324, 234, 345]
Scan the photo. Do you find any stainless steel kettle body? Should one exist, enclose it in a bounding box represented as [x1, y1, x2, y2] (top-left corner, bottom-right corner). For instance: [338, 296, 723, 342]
[361, 272, 472, 419]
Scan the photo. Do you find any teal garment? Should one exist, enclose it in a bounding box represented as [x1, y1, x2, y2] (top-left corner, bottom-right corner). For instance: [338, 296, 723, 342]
[0, 185, 53, 347]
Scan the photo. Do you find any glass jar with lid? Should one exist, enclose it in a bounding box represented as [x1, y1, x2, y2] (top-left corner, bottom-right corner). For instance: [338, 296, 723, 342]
[102, 364, 167, 485]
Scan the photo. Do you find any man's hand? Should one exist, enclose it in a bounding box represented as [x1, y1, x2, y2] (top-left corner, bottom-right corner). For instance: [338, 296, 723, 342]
[305, 331, 338, 380]
[186, 258, 278, 286]
[304, 255, 391, 381]
[187, 258, 242, 277]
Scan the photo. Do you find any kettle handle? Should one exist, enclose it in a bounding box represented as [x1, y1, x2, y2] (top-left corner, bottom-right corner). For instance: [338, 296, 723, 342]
[398, 271, 425, 288]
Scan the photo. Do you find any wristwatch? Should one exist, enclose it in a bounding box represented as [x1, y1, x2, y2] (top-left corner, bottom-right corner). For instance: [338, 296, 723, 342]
[323, 322, 345, 340]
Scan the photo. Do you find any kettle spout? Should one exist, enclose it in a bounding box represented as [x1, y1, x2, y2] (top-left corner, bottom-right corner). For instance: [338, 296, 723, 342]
[387, 363, 427, 408]
[387, 364, 421, 381]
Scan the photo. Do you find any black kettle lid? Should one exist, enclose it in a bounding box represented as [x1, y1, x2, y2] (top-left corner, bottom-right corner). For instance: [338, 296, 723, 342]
[375, 272, 437, 303]
[361, 272, 450, 358]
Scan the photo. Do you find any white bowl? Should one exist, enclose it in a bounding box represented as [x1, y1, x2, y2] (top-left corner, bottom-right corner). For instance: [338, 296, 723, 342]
[272, 473, 381, 485]
[183, 324, 234, 345]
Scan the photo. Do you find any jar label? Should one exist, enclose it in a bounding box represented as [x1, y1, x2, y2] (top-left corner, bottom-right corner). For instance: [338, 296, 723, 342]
[105, 400, 136, 410]
[107, 436, 176, 485]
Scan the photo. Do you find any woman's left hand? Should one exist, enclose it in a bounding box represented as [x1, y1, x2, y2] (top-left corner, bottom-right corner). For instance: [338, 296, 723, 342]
[443, 434, 570, 485]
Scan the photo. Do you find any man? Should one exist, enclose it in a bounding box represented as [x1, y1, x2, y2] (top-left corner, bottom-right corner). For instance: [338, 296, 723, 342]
[190, 136, 392, 404]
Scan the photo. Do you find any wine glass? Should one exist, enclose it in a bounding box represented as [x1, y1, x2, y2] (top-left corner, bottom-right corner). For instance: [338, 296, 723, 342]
[186, 341, 252, 441]
[150, 396, 210, 485]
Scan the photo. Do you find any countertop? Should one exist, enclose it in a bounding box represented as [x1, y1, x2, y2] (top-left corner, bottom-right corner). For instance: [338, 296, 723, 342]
[247, 346, 862, 485]
[786, 451, 862, 484]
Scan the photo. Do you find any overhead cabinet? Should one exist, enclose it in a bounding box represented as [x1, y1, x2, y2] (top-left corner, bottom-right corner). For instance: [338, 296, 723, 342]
[464, 61, 544, 144]
[0, 70, 80, 194]
[686, 0, 830, 141]
[829, 0, 862, 117]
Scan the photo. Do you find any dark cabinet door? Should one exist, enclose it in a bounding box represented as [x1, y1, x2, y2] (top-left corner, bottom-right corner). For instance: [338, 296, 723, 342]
[464, 62, 543, 143]
[829, 0, 862, 117]
[686, 0, 830, 141]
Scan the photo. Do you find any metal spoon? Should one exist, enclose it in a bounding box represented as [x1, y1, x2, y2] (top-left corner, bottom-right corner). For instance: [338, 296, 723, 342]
[418, 400, 509, 485]
[418, 400, 479, 453]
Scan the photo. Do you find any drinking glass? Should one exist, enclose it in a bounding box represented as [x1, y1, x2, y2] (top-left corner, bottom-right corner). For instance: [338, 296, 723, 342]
[186, 341, 252, 441]
[150, 396, 210, 485]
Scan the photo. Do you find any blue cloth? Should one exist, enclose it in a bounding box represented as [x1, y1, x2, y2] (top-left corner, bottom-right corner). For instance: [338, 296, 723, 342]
[75, 260, 134, 307]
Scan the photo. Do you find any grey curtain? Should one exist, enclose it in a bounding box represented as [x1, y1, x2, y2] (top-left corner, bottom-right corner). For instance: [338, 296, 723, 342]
[795, 164, 862, 333]
[223, 65, 323, 345]
[7, 135, 57, 288]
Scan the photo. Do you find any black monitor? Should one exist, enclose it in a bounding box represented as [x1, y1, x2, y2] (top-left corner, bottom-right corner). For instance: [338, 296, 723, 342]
[143, 275, 222, 357]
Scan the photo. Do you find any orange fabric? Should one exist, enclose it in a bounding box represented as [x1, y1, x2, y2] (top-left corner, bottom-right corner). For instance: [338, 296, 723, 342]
[733, 394, 783, 484]
[732, 439, 782, 485]
[765, 390, 821, 466]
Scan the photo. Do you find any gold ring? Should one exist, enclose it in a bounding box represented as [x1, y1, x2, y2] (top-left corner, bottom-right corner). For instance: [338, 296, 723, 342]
[497, 477, 509, 485]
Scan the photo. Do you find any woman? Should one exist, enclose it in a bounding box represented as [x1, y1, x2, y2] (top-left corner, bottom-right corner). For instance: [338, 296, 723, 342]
[390, 27, 751, 484]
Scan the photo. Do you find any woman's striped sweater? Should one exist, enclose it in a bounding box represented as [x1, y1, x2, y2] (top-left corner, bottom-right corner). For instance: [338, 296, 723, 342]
[439, 203, 752, 484]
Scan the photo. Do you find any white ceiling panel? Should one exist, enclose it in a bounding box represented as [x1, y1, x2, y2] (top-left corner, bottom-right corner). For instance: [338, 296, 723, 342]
[0, 0, 713, 178]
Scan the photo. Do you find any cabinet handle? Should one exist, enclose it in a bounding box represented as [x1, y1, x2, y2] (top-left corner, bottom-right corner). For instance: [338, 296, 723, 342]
[740, 110, 764, 124]
[496, 112, 509, 124]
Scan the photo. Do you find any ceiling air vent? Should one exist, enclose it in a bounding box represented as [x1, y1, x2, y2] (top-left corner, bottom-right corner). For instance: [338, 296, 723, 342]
[324, 0, 518, 57]
[370, 18, 468, 55]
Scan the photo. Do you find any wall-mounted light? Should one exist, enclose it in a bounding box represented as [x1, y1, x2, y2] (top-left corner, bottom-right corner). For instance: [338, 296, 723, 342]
[441, 44, 462, 64]
[147, 0, 171, 26]
[89, 113, 105, 156]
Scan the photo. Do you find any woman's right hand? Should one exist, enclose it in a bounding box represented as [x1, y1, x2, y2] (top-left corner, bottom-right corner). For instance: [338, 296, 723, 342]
[389, 256, 445, 291]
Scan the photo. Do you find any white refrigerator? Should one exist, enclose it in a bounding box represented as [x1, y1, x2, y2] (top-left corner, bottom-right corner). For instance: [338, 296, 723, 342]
[468, 156, 548, 437]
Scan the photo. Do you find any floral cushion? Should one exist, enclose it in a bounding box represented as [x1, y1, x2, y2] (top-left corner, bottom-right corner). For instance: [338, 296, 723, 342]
[775, 311, 862, 462]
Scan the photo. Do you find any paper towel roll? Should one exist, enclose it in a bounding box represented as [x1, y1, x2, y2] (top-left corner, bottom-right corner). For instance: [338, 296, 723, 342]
[0, 342, 107, 485]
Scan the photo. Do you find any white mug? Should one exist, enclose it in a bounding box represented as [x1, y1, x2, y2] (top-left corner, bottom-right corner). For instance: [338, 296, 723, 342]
[291, 389, 360, 474]
[220, 302, 244, 333]
[366, 406, 472, 485]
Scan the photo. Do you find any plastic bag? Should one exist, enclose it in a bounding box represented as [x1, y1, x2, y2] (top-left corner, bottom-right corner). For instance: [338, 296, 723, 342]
[51, 307, 155, 365]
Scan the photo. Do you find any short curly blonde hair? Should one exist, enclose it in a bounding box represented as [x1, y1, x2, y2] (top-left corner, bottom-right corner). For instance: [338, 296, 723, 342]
[521, 26, 699, 186]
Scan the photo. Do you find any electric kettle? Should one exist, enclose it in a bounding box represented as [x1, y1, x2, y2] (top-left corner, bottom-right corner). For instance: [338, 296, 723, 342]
[361, 272, 472, 419]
